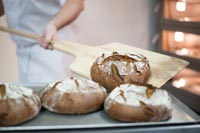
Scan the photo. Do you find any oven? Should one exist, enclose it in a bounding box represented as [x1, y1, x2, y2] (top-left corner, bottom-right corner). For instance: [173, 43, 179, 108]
[154, 0, 200, 114]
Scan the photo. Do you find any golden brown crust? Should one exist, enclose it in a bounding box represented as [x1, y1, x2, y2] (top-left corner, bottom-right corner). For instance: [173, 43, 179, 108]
[0, 84, 6, 97]
[40, 78, 108, 114]
[104, 84, 172, 122]
[40, 87, 107, 114]
[91, 52, 151, 92]
[0, 92, 41, 126]
[105, 101, 171, 122]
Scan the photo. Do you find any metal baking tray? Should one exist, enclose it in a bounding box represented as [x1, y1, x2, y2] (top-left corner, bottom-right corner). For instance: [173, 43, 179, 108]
[0, 83, 200, 131]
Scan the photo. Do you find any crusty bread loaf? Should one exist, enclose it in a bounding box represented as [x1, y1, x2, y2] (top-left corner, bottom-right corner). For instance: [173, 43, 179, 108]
[0, 84, 41, 126]
[104, 84, 172, 122]
[91, 51, 150, 92]
[39, 77, 108, 114]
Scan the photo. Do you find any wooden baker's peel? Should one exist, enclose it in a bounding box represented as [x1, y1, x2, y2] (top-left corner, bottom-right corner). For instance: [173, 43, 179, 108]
[0, 25, 189, 87]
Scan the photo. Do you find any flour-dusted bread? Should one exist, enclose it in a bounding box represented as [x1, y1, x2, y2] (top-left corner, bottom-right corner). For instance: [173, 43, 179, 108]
[39, 77, 108, 114]
[91, 51, 150, 92]
[0, 84, 41, 126]
[104, 84, 172, 122]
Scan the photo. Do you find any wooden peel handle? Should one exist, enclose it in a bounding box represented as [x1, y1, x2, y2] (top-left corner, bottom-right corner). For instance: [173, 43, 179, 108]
[0, 25, 40, 40]
[0, 25, 89, 57]
[51, 40, 91, 57]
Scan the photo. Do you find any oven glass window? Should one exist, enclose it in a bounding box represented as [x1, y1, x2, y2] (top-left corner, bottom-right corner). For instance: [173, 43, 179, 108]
[162, 30, 200, 59]
[164, 0, 200, 22]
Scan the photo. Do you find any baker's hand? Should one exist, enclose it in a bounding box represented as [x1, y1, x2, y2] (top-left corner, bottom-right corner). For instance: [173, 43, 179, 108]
[39, 21, 58, 49]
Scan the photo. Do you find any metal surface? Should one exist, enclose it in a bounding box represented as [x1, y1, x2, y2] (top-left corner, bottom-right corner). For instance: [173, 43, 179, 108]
[0, 83, 200, 131]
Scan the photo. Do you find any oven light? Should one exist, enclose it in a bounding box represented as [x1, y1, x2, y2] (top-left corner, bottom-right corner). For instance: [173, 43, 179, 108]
[184, 17, 190, 21]
[176, 48, 189, 55]
[181, 48, 189, 55]
[173, 78, 186, 88]
[176, 1, 186, 12]
[174, 32, 184, 42]
[179, 17, 191, 22]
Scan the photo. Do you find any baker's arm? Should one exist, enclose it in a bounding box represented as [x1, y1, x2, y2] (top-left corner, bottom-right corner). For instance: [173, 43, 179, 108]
[0, 0, 4, 16]
[52, 0, 84, 30]
[40, 0, 84, 49]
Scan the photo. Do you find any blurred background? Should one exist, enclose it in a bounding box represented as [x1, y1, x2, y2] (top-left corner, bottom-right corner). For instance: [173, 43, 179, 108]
[0, 0, 157, 82]
[0, 0, 200, 114]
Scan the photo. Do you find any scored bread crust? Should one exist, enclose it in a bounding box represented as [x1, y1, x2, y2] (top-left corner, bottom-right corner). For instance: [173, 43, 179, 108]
[91, 52, 150, 92]
[104, 84, 172, 122]
[39, 77, 108, 114]
[105, 101, 172, 122]
[0, 84, 41, 126]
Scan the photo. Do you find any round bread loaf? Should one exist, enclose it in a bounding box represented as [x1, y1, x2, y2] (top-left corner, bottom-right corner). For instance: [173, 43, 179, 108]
[39, 77, 108, 114]
[104, 84, 172, 122]
[91, 51, 150, 92]
[0, 84, 41, 126]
